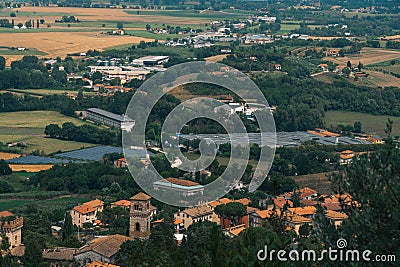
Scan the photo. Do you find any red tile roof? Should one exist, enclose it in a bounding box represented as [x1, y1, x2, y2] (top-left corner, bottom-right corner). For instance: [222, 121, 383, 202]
[130, 192, 151, 201]
[165, 178, 199, 187]
[0, 211, 14, 218]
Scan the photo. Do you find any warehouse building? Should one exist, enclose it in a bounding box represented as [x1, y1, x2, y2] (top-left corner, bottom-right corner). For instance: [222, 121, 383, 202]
[86, 108, 135, 130]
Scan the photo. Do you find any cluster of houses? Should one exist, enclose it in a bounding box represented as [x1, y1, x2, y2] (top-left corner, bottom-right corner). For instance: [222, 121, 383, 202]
[172, 187, 351, 237]
[0, 184, 353, 266]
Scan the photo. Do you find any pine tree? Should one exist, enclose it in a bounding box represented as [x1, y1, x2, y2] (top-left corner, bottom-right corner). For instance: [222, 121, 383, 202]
[62, 213, 74, 240]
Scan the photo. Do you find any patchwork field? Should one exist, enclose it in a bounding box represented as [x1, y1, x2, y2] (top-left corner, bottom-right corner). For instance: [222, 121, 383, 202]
[325, 111, 400, 137]
[0, 31, 153, 59]
[0, 111, 96, 154]
[323, 48, 400, 67]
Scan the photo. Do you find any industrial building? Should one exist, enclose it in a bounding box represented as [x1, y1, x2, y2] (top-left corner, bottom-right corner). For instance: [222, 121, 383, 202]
[86, 108, 135, 130]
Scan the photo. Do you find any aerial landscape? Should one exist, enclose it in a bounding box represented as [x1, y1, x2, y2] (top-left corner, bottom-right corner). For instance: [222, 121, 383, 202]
[0, 0, 399, 266]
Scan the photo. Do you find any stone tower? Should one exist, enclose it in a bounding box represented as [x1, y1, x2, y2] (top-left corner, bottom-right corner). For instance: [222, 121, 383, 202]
[129, 192, 152, 239]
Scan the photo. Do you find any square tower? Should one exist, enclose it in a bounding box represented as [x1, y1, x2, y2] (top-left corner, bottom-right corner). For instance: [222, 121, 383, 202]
[129, 192, 152, 239]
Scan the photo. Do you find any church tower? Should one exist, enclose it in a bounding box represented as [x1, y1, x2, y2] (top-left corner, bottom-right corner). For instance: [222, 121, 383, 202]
[129, 192, 152, 239]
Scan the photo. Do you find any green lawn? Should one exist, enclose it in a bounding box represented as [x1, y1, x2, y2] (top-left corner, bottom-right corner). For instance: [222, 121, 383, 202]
[0, 48, 47, 56]
[126, 30, 185, 40]
[0, 111, 97, 154]
[325, 111, 400, 136]
[10, 89, 97, 96]
[0, 196, 90, 212]
[125, 9, 249, 20]
[279, 24, 300, 32]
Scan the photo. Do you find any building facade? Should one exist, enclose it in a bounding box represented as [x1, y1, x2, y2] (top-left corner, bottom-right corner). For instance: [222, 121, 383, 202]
[129, 193, 152, 239]
[0, 211, 23, 249]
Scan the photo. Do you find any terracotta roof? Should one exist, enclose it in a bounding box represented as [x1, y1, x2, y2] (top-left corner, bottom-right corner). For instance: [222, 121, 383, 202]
[288, 206, 317, 216]
[236, 198, 251, 206]
[85, 262, 120, 267]
[42, 247, 77, 261]
[130, 192, 151, 201]
[273, 196, 293, 209]
[85, 199, 104, 208]
[165, 178, 199, 187]
[73, 204, 96, 215]
[284, 187, 318, 200]
[340, 154, 354, 160]
[325, 210, 348, 220]
[322, 202, 341, 211]
[182, 205, 213, 218]
[300, 199, 318, 206]
[111, 200, 131, 207]
[208, 198, 251, 208]
[229, 224, 246, 236]
[342, 150, 353, 154]
[116, 158, 126, 162]
[247, 206, 259, 214]
[76, 234, 132, 259]
[285, 214, 312, 224]
[255, 209, 276, 219]
[0, 211, 14, 218]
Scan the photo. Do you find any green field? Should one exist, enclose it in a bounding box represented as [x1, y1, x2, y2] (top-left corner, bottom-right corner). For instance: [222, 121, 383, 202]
[0, 48, 47, 56]
[126, 30, 185, 40]
[8, 89, 97, 96]
[125, 9, 249, 20]
[325, 111, 400, 136]
[0, 196, 90, 211]
[280, 23, 300, 32]
[0, 111, 97, 154]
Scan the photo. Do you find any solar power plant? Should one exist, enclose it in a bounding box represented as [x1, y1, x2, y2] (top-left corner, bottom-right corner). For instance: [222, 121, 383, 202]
[55, 146, 123, 161]
[6, 155, 75, 164]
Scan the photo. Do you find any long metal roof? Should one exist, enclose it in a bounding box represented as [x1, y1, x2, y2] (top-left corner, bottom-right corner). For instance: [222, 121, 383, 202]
[87, 108, 125, 123]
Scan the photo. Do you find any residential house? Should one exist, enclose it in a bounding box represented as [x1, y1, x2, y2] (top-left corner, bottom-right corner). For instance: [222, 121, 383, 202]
[284, 214, 312, 235]
[110, 199, 131, 209]
[114, 158, 127, 168]
[339, 150, 354, 165]
[318, 63, 329, 72]
[249, 208, 280, 228]
[174, 205, 219, 229]
[74, 234, 132, 265]
[325, 210, 348, 227]
[274, 64, 282, 71]
[284, 187, 318, 201]
[366, 135, 383, 144]
[70, 199, 104, 228]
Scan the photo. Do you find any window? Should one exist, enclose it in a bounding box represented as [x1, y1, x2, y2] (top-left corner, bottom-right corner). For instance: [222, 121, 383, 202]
[135, 222, 140, 231]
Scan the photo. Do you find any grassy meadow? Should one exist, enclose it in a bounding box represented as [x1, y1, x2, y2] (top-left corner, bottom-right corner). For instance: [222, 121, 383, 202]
[325, 111, 400, 136]
[0, 111, 97, 154]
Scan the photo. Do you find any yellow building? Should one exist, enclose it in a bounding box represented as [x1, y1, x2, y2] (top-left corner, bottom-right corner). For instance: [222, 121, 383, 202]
[71, 199, 104, 228]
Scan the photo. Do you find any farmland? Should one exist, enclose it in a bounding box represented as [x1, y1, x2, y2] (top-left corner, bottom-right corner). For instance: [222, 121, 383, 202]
[0, 111, 97, 154]
[0, 195, 90, 212]
[325, 111, 400, 136]
[9, 164, 54, 172]
[0, 31, 153, 59]
[323, 48, 400, 67]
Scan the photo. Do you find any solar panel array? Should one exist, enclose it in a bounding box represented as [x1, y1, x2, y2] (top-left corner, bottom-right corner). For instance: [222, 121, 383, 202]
[6, 155, 75, 164]
[54, 146, 123, 161]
